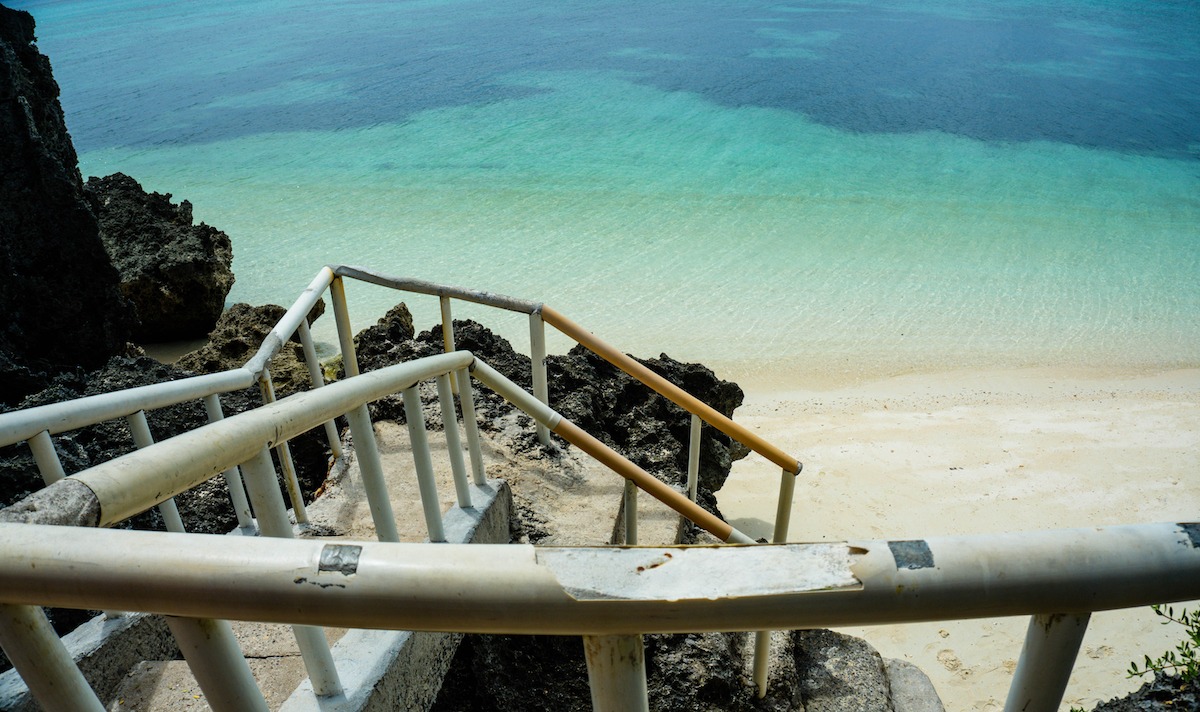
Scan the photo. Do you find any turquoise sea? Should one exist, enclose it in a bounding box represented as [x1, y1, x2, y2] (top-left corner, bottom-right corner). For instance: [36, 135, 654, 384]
[10, 0, 1200, 385]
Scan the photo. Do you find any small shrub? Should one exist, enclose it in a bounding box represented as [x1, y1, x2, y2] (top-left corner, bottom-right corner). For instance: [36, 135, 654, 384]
[1128, 605, 1200, 682]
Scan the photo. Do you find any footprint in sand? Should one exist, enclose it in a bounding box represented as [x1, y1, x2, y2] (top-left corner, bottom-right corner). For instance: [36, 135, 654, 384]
[937, 649, 962, 672]
[1086, 645, 1114, 659]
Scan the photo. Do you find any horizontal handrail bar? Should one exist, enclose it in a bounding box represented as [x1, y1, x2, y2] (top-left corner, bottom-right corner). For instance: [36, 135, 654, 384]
[243, 266, 335, 377]
[468, 359, 754, 544]
[331, 264, 541, 314]
[539, 305, 802, 475]
[0, 521, 1195, 635]
[67, 351, 473, 526]
[0, 369, 257, 447]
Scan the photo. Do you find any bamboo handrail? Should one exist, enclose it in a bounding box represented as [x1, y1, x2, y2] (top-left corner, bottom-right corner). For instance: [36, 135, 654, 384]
[539, 305, 802, 475]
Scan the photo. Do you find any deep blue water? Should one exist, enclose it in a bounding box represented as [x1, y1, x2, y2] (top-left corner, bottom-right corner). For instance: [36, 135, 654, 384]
[9, 0, 1200, 383]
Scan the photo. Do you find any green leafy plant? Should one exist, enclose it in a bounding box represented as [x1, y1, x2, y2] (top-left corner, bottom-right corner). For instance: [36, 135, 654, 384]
[1127, 605, 1200, 682]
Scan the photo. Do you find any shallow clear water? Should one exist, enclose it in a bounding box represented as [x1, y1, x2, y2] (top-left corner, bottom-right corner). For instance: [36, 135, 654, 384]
[12, 0, 1200, 383]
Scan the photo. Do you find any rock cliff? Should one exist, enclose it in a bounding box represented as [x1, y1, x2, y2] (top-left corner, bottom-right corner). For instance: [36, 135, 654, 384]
[84, 173, 234, 342]
[0, 5, 130, 405]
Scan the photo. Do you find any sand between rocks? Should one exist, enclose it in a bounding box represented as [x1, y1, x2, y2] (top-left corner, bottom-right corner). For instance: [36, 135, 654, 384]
[716, 367, 1200, 711]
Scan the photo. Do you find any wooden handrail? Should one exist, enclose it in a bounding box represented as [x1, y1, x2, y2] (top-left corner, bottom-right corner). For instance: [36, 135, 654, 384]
[539, 305, 802, 475]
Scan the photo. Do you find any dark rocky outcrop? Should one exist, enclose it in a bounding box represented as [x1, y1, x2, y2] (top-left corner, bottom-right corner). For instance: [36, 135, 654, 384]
[348, 305, 746, 500]
[176, 300, 325, 398]
[0, 6, 130, 405]
[1090, 672, 1199, 711]
[84, 172, 234, 342]
[433, 629, 936, 711]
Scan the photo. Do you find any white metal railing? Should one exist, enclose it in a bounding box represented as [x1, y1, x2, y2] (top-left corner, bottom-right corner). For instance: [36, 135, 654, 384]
[2, 520, 1198, 711]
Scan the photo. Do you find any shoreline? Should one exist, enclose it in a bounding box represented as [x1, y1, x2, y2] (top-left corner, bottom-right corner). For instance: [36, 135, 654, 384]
[716, 365, 1200, 709]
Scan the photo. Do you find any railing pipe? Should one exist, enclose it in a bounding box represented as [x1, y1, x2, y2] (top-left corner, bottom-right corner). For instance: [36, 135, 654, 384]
[127, 410, 186, 533]
[686, 415, 700, 501]
[344, 404, 400, 543]
[0, 369, 255, 446]
[437, 374, 472, 509]
[623, 480, 638, 545]
[68, 352, 473, 528]
[239, 447, 342, 697]
[28, 430, 66, 485]
[243, 266, 334, 378]
[1004, 612, 1092, 712]
[330, 276, 361, 378]
[164, 616, 269, 712]
[440, 296, 459, 394]
[0, 603, 104, 712]
[297, 318, 343, 458]
[583, 634, 650, 712]
[403, 386, 446, 543]
[754, 467, 800, 696]
[3, 522, 1197, 635]
[468, 359, 755, 545]
[539, 305, 801, 475]
[456, 366, 487, 486]
[529, 310, 551, 447]
[202, 395, 255, 532]
[330, 265, 540, 314]
[257, 370, 308, 525]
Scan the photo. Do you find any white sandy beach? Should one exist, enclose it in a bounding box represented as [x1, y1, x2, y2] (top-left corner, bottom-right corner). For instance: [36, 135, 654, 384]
[716, 367, 1200, 710]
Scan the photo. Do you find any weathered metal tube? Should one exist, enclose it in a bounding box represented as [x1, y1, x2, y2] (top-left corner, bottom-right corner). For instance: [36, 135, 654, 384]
[28, 429, 66, 486]
[202, 394, 255, 531]
[330, 265, 540, 314]
[126, 410, 186, 533]
[1004, 612, 1092, 712]
[0, 604, 104, 712]
[330, 275, 361, 378]
[584, 634, 650, 712]
[437, 374, 472, 509]
[529, 311, 551, 447]
[2, 523, 1196, 636]
[623, 480, 638, 545]
[69, 351, 472, 527]
[345, 403, 400, 543]
[686, 414, 700, 501]
[244, 266, 334, 377]
[456, 367, 487, 486]
[403, 386, 446, 542]
[296, 318, 342, 458]
[0, 368, 255, 446]
[164, 616, 269, 712]
[258, 370, 308, 525]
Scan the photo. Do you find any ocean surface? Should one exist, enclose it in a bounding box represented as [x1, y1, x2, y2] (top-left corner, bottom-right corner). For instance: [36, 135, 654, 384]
[10, 0, 1200, 385]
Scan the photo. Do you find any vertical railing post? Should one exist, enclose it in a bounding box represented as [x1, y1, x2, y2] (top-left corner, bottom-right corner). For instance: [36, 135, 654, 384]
[330, 276, 361, 378]
[127, 410, 186, 533]
[28, 429, 67, 485]
[440, 295, 457, 393]
[623, 479, 638, 545]
[529, 310, 551, 447]
[297, 318, 343, 458]
[0, 604, 105, 712]
[456, 366, 487, 486]
[239, 447, 342, 697]
[257, 369, 309, 525]
[403, 386, 446, 542]
[202, 395, 255, 532]
[165, 617, 268, 712]
[1004, 613, 1091, 712]
[686, 414, 701, 501]
[436, 373, 472, 509]
[344, 403, 400, 543]
[583, 634, 650, 712]
[754, 467, 800, 697]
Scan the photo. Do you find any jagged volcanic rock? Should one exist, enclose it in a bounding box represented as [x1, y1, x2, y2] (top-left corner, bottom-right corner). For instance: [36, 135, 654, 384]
[0, 6, 130, 405]
[84, 172, 235, 342]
